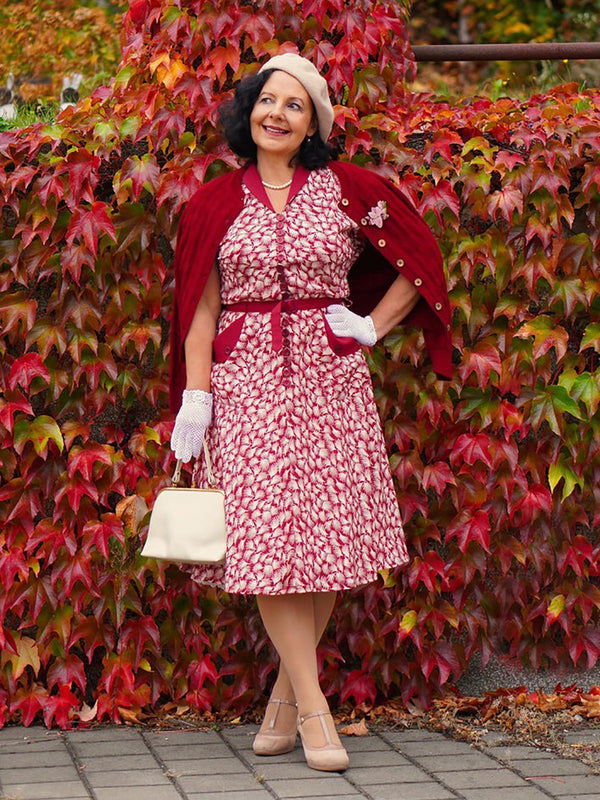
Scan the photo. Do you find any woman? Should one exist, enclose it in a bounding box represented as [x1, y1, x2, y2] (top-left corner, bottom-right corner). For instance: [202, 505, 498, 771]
[168, 53, 452, 772]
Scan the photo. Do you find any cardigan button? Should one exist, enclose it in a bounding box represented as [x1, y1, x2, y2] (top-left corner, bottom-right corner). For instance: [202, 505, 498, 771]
[396, 258, 405, 267]
[361, 217, 367, 225]
[414, 278, 423, 286]
[341, 198, 349, 206]
[446, 323, 451, 331]
[378, 238, 386, 247]
[435, 302, 442, 310]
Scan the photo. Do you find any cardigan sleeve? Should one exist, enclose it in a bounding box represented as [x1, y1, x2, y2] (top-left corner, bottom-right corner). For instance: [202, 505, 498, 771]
[168, 201, 201, 415]
[167, 172, 242, 414]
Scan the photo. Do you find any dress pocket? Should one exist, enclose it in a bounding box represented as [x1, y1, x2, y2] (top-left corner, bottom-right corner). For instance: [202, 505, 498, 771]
[320, 310, 362, 356]
[212, 314, 245, 363]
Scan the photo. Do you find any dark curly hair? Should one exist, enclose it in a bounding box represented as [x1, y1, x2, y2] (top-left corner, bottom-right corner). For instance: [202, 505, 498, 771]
[217, 68, 338, 169]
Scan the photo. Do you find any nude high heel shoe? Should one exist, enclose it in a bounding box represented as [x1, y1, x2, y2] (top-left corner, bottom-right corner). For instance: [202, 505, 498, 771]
[297, 710, 349, 772]
[252, 698, 298, 755]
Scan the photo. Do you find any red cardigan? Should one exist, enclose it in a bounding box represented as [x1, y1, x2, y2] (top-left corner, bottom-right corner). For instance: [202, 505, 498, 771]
[169, 159, 452, 413]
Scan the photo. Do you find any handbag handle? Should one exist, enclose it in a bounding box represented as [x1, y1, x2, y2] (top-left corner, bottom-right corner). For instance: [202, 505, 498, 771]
[172, 440, 217, 487]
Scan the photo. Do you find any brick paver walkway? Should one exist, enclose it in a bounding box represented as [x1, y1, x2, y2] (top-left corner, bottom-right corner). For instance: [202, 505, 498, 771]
[0, 723, 599, 800]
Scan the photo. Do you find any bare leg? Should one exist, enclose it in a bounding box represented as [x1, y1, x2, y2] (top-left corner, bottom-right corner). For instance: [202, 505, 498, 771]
[256, 591, 342, 748]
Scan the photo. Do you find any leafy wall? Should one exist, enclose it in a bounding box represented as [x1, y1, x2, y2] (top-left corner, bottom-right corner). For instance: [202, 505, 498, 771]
[0, 0, 599, 726]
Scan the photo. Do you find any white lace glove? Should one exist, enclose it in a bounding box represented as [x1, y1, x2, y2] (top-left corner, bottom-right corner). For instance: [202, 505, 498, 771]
[324, 304, 378, 346]
[170, 389, 213, 463]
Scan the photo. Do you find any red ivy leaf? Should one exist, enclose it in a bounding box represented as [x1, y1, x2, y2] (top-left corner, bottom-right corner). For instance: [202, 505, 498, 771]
[423, 129, 463, 163]
[187, 654, 219, 691]
[68, 616, 115, 661]
[0, 549, 29, 591]
[233, 10, 274, 44]
[488, 185, 523, 222]
[8, 353, 50, 393]
[0, 292, 37, 336]
[42, 685, 80, 729]
[568, 626, 600, 669]
[56, 150, 100, 207]
[65, 201, 116, 259]
[421, 462, 457, 495]
[208, 44, 241, 76]
[46, 655, 87, 694]
[67, 443, 114, 482]
[0, 392, 33, 434]
[458, 341, 502, 387]
[340, 669, 377, 706]
[450, 433, 493, 469]
[420, 641, 460, 684]
[10, 683, 49, 727]
[510, 483, 552, 525]
[446, 509, 492, 554]
[53, 472, 100, 514]
[118, 616, 161, 665]
[81, 515, 125, 559]
[51, 552, 94, 595]
[408, 551, 446, 592]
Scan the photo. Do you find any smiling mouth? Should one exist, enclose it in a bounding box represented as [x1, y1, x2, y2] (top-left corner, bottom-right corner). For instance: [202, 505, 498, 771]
[263, 125, 289, 135]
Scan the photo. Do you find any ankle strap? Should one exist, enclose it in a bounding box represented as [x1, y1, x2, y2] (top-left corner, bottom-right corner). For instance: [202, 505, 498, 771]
[298, 709, 332, 724]
[269, 698, 298, 708]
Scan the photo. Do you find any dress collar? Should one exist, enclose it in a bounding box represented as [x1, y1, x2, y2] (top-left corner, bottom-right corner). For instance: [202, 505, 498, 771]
[243, 162, 310, 213]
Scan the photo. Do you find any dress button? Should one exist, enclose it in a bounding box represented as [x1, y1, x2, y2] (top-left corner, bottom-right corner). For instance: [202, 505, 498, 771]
[396, 258, 405, 267]
[341, 198, 349, 206]
[378, 238, 386, 247]
[414, 278, 423, 286]
[435, 302, 442, 310]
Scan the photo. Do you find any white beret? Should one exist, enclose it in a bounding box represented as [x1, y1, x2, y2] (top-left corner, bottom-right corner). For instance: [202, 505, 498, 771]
[258, 53, 334, 141]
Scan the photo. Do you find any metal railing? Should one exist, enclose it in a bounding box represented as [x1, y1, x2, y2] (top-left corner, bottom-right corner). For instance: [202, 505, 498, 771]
[412, 42, 600, 62]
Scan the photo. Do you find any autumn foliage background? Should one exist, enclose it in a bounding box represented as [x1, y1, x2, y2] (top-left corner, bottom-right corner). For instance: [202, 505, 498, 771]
[1, 0, 600, 728]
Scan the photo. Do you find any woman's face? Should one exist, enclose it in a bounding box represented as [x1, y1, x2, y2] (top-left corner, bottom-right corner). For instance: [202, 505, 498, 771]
[249, 70, 318, 163]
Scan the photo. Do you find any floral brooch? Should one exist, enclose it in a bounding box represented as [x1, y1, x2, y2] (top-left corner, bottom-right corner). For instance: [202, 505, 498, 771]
[365, 200, 389, 228]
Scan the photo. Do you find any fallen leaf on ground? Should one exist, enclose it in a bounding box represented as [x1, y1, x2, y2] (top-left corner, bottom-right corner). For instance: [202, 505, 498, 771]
[339, 718, 369, 736]
[73, 701, 98, 723]
[118, 706, 148, 725]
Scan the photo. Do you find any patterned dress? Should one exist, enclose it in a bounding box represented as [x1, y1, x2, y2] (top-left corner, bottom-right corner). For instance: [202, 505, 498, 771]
[187, 163, 410, 595]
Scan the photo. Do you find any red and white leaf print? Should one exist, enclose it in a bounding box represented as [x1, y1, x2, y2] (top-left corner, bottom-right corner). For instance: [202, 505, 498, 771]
[185, 167, 409, 594]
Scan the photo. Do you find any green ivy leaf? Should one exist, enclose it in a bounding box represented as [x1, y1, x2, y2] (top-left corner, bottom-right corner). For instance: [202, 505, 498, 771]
[549, 453, 584, 501]
[13, 415, 64, 458]
[579, 322, 600, 354]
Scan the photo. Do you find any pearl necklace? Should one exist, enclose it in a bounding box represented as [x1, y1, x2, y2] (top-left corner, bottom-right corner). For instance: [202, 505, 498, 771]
[261, 177, 292, 190]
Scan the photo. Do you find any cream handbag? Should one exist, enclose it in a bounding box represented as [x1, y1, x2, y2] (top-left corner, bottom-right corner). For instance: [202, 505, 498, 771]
[141, 441, 226, 564]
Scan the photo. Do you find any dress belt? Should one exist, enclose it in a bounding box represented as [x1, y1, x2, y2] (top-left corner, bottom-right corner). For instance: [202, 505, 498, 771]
[222, 296, 347, 352]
